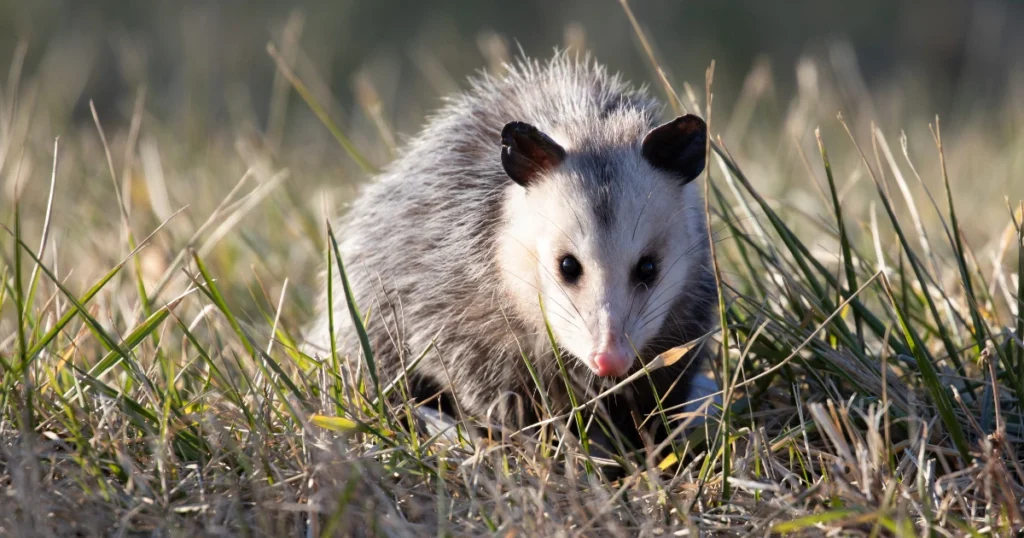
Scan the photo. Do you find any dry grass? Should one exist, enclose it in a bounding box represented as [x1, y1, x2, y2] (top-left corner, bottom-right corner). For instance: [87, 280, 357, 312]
[1, 7, 1023, 537]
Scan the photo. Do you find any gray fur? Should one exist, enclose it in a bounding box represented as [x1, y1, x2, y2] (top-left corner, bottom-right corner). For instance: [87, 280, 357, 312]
[304, 52, 717, 447]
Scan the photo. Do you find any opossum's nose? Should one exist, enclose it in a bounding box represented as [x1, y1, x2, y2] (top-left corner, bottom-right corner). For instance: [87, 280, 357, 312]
[588, 315, 632, 376]
[591, 351, 632, 378]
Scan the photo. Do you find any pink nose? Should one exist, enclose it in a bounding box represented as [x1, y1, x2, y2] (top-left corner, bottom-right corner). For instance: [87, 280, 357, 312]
[591, 352, 632, 377]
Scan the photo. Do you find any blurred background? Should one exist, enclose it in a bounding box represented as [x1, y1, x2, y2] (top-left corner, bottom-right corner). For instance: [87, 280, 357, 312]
[0, 0, 1022, 316]
[2, 0, 1022, 133]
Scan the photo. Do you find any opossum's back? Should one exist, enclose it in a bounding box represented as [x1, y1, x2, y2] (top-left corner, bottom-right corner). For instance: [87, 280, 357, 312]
[302, 165, 503, 358]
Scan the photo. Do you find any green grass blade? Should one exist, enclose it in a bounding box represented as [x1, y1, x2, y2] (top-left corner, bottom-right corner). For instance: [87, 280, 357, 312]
[25, 260, 126, 364]
[172, 314, 257, 427]
[22, 138, 59, 320]
[703, 106, 733, 502]
[817, 131, 863, 350]
[0, 265, 8, 316]
[77, 302, 174, 382]
[839, 122, 975, 402]
[934, 122, 987, 355]
[5, 227, 161, 399]
[539, 294, 594, 472]
[773, 508, 869, 534]
[713, 145, 901, 360]
[326, 223, 384, 417]
[879, 276, 972, 462]
[68, 364, 204, 460]
[12, 196, 32, 431]
[324, 227, 345, 415]
[1013, 204, 1024, 384]
[189, 250, 309, 417]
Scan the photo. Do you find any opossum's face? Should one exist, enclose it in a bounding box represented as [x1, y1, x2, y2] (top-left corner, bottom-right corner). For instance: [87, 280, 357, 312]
[499, 115, 708, 378]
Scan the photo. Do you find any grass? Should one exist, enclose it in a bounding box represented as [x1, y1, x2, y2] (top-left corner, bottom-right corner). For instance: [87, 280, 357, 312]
[2, 6, 1023, 536]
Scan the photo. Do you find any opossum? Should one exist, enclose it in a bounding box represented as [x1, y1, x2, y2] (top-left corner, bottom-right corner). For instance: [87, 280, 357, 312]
[304, 52, 718, 459]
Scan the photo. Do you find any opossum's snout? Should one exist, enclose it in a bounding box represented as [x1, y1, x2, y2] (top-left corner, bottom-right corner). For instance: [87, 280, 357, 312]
[589, 350, 632, 378]
[581, 314, 637, 378]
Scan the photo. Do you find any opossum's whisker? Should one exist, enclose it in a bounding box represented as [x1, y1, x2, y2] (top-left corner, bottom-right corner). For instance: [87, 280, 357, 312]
[508, 236, 587, 322]
[633, 294, 686, 335]
[638, 270, 712, 321]
[529, 211, 578, 250]
[501, 268, 580, 324]
[501, 268, 583, 331]
[631, 186, 657, 242]
[536, 269, 588, 329]
[516, 330, 569, 339]
[635, 286, 712, 335]
[633, 237, 706, 319]
[644, 311, 698, 345]
[635, 280, 679, 326]
[622, 281, 650, 335]
[623, 287, 639, 335]
[635, 277, 704, 330]
[639, 204, 704, 255]
[550, 181, 586, 239]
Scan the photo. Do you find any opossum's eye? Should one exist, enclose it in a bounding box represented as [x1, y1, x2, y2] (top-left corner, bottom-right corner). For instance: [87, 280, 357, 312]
[559, 255, 583, 284]
[633, 255, 658, 285]
[641, 114, 707, 184]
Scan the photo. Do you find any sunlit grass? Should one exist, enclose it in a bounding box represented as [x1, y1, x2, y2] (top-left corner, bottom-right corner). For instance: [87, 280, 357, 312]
[1, 7, 1022, 535]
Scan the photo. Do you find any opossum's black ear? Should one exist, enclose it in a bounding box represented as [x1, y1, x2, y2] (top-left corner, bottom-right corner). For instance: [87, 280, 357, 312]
[641, 114, 707, 184]
[500, 121, 566, 187]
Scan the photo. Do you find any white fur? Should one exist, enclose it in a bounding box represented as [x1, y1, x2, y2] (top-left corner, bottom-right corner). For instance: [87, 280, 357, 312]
[499, 164, 707, 375]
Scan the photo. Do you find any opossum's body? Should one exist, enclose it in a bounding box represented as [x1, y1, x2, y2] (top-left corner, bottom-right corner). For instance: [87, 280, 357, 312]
[304, 54, 717, 453]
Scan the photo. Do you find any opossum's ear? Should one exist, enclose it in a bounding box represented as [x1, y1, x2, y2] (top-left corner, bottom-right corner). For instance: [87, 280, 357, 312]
[641, 114, 707, 184]
[500, 121, 566, 187]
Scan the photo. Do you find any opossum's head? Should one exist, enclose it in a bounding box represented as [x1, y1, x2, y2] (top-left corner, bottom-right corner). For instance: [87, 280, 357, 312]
[498, 114, 708, 378]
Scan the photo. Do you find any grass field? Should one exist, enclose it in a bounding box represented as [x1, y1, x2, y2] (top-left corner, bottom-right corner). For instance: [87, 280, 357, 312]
[1, 6, 1023, 536]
